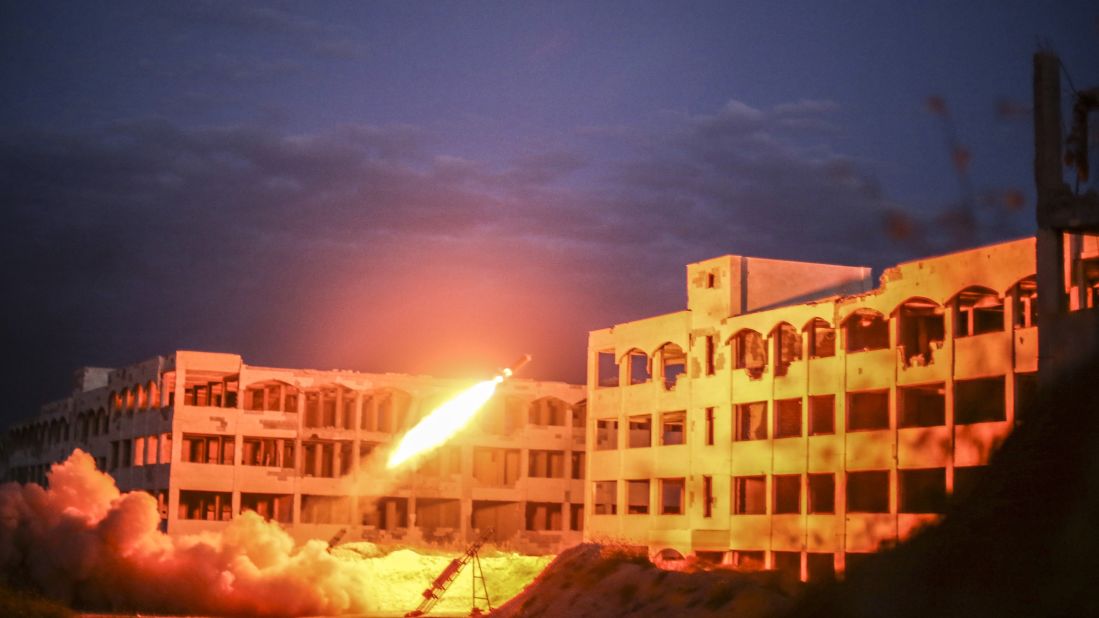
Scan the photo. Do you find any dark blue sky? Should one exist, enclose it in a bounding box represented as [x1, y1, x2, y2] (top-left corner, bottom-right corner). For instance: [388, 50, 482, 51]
[2, 1, 1097, 424]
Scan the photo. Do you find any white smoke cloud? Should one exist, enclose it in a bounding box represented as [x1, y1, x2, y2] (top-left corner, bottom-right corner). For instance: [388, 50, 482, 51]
[0, 450, 550, 616]
[0, 450, 374, 615]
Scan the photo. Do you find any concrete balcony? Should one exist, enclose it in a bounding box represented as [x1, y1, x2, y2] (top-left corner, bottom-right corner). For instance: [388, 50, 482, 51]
[771, 514, 805, 550]
[844, 513, 896, 552]
[955, 420, 1011, 466]
[897, 426, 951, 467]
[807, 356, 842, 394]
[845, 430, 894, 469]
[954, 331, 1013, 379]
[845, 348, 894, 391]
[728, 514, 770, 550]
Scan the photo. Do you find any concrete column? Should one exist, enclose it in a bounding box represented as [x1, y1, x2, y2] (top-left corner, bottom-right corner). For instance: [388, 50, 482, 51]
[944, 307, 956, 495]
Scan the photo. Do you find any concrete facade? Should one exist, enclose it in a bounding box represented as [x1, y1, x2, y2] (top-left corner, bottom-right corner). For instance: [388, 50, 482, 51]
[5, 351, 586, 553]
[585, 239, 1042, 580]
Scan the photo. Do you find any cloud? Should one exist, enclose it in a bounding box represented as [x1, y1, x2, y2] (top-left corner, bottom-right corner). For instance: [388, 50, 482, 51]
[4, 96, 1033, 423]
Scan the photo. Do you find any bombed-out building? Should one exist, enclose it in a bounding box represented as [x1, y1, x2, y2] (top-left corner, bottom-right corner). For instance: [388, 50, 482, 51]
[583, 234, 1099, 580]
[4, 351, 586, 552]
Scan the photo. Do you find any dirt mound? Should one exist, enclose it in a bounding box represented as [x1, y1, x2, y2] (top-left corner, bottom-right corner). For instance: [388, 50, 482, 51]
[491, 544, 799, 617]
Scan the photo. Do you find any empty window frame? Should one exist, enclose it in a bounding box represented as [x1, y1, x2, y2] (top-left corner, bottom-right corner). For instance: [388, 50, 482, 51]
[243, 382, 299, 413]
[847, 471, 890, 513]
[774, 323, 803, 374]
[734, 402, 768, 441]
[661, 411, 686, 445]
[702, 475, 714, 518]
[660, 478, 686, 515]
[572, 403, 586, 429]
[773, 474, 801, 514]
[180, 434, 234, 465]
[733, 475, 766, 515]
[524, 502, 564, 531]
[241, 437, 294, 468]
[807, 473, 835, 514]
[731, 330, 767, 378]
[848, 391, 889, 431]
[178, 490, 232, 521]
[240, 493, 292, 523]
[704, 335, 716, 376]
[1015, 372, 1038, 424]
[898, 468, 946, 513]
[1013, 276, 1038, 329]
[593, 481, 617, 515]
[595, 419, 619, 450]
[529, 398, 568, 426]
[471, 447, 521, 486]
[898, 383, 946, 428]
[597, 351, 619, 388]
[955, 376, 1006, 424]
[774, 398, 803, 439]
[807, 318, 836, 358]
[300, 495, 351, 524]
[773, 551, 801, 581]
[732, 550, 765, 570]
[1064, 232, 1099, 311]
[806, 553, 836, 582]
[954, 287, 1004, 336]
[628, 415, 652, 448]
[527, 450, 566, 478]
[627, 479, 651, 514]
[845, 310, 890, 353]
[300, 441, 339, 478]
[897, 299, 945, 367]
[660, 343, 687, 389]
[627, 350, 651, 385]
[570, 452, 585, 480]
[569, 504, 584, 531]
[809, 395, 835, 435]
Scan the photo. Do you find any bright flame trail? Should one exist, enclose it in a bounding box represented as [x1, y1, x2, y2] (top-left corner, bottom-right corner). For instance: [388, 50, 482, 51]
[387, 356, 530, 469]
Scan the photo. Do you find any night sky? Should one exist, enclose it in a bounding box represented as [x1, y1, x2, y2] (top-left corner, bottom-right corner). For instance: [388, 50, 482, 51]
[2, 1, 1097, 427]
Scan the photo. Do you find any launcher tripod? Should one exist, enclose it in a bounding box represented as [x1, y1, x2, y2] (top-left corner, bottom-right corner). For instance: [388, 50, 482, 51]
[405, 529, 494, 617]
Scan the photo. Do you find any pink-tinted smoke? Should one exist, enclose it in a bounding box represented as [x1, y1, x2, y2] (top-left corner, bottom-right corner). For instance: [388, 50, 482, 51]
[0, 450, 372, 616]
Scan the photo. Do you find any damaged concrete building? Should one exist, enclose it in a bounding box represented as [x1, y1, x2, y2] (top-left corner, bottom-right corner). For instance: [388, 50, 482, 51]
[584, 234, 1098, 581]
[4, 352, 586, 553]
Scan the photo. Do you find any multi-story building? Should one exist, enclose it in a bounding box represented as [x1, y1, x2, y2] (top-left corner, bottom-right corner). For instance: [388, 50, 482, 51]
[4, 351, 586, 553]
[585, 237, 1046, 580]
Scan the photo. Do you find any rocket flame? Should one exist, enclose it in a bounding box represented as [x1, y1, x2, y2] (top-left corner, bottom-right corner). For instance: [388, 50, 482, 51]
[386, 373, 506, 469]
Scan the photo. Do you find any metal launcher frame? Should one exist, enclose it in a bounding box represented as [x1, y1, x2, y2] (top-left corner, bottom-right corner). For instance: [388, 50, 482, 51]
[406, 529, 494, 617]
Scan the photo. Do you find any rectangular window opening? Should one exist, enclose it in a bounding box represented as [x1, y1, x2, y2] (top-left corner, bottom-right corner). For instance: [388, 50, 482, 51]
[734, 402, 768, 441]
[774, 398, 803, 439]
[898, 384, 946, 428]
[733, 475, 766, 515]
[848, 391, 889, 431]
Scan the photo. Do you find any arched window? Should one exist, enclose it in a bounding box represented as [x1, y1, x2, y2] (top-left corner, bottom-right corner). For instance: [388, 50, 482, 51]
[620, 349, 650, 385]
[805, 318, 836, 358]
[895, 298, 944, 367]
[953, 286, 1004, 337]
[656, 342, 686, 390]
[730, 329, 766, 379]
[1012, 276, 1038, 329]
[772, 323, 802, 375]
[843, 310, 889, 353]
